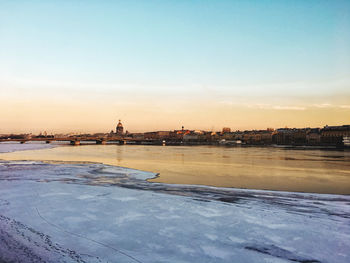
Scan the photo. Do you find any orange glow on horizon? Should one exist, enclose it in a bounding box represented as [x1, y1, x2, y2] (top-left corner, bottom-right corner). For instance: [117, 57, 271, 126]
[1, 95, 349, 134]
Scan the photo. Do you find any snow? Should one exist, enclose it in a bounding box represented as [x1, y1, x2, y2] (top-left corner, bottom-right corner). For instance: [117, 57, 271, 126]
[0, 142, 54, 153]
[0, 143, 349, 262]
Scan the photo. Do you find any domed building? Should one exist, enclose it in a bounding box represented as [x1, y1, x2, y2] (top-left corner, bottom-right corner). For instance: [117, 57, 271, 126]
[116, 120, 124, 135]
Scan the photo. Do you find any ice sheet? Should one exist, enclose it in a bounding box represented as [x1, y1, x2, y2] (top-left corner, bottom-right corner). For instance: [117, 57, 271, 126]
[0, 142, 54, 153]
[0, 160, 349, 263]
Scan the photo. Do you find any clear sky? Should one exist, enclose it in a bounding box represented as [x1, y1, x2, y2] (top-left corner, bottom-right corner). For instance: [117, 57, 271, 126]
[1, 0, 350, 133]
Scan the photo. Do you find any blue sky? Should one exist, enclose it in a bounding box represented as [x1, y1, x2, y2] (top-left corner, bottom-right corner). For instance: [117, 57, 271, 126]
[1, 0, 350, 132]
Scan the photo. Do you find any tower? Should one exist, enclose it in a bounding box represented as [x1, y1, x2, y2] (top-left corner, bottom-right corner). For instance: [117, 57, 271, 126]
[116, 120, 124, 135]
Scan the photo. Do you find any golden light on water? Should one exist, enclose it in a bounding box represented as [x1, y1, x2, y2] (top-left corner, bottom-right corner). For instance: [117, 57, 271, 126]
[2, 144, 350, 195]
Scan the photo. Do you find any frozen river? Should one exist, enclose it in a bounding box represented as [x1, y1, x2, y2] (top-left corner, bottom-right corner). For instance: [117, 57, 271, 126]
[0, 143, 349, 263]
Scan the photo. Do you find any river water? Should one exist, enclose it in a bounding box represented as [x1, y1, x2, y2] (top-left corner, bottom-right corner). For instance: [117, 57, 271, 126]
[1, 144, 350, 194]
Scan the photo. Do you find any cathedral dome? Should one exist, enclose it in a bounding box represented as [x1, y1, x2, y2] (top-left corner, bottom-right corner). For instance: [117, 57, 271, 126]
[116, 120, 124, 135]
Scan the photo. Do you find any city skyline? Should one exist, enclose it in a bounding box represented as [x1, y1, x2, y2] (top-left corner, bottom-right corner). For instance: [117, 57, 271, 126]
[1, 1, 350, 133]
[1, 120, 350, 135]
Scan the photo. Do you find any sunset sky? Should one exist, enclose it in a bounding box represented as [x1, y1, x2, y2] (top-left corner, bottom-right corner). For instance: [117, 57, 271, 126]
[1, 0, 350, 133]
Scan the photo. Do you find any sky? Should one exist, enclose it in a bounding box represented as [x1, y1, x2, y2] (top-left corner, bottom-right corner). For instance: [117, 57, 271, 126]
[1, 0, 350, 133]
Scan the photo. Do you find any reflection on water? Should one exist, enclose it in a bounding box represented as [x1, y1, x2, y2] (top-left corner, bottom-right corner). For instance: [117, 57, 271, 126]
[1, 144, 350, 194]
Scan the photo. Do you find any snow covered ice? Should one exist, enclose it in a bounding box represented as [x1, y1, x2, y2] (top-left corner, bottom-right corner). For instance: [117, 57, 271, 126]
[0, 144, 349, 263]
[0, 142, 53, 153]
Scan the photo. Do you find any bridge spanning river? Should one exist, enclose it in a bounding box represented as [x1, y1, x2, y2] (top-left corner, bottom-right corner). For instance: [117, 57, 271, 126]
[0, 137, 162, 145]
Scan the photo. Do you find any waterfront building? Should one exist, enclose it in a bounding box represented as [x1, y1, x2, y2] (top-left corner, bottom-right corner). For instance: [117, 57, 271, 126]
[306, 128, 321, 145]
[260, 130, 274, 144]
[343, 136, 350, 147]
[273, 128, 308, 145]
[273, 129, 294, 145]
[242, 129, 273, 145]
[290, 129, 307, 145]
[183, 130, 210, 143]
[183, 132, 200, 142]
[143, 131, 171, 140]
[232, 131, 244, 141]
[130, 133, 145, 139]
[92, 133, 108, 138]
[157, 131, 171, 138]
[221, 132, 236, 141]
[222, 127, 231, 134]
[321, 125, 350, 145]
[173, 129, 191, 140]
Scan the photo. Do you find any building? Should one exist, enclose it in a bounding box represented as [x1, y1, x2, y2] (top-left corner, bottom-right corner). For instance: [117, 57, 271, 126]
[343, 136, 350, 147]
[321, 125, 350, 146]
[242, 130, 273, 145]
[171, 128, 191, 140]
[116, 120, 124, 135]
[273, 128, 294, 145]
[290, 129, 307, 145]
[130, 133, 145, 139]
[144, 131, 171, 140]
[222, 127, 231, 134]
[183, 132, 200, 142]
[272, 128, 308, 145]
[306, 128, 321, 145]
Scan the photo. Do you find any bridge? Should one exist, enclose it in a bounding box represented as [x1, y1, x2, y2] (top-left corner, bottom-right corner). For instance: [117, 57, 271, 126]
[0, 137, 166, 146]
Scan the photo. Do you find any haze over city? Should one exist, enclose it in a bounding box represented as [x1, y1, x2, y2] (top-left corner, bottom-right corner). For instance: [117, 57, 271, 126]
[1, 0, 350, 134]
